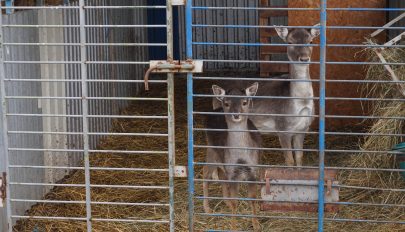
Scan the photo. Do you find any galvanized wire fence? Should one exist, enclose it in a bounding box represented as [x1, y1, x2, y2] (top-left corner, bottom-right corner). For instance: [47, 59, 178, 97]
[0, 0, 175, 231]
[0, 1, 404, 232]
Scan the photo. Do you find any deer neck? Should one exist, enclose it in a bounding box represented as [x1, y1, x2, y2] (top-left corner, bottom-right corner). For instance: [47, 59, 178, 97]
[290, 63, 313, 98]
[226, 121, 250, 147]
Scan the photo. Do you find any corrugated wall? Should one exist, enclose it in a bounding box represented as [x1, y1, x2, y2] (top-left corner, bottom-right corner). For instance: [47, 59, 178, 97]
[2, 10, 45, 226]
[178, 0, 260, 72]
[0, 1, 148, 229]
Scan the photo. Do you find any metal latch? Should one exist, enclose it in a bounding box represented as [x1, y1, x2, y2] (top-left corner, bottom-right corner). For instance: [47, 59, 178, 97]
[0, 172, 6, 208]
[144, 59, 203, 90]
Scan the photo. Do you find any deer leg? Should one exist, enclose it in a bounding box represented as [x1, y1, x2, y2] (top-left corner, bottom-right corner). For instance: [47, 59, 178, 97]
[248, 183, 261, 232]
[228, 183, 239, 231]
[293, 134, 305, 166]
[203, 165, 213, 213]
[279, 134, 294, 166]
[218, 169, 233, 209]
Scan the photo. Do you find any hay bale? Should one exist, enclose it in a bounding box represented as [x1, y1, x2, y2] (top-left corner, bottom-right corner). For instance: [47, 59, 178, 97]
[338, 44, 405, 229]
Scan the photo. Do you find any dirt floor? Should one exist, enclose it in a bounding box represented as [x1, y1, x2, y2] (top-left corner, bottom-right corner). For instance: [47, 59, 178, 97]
[13, 77, 405, 231]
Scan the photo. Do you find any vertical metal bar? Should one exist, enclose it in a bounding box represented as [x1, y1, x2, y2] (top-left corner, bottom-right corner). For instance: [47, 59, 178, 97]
[78, 0, 92, 231]
[318, 0, 327, 231]
[166, 1, 175, 231]
[0, 2, 13, 231]
[186, 0, 194, 231]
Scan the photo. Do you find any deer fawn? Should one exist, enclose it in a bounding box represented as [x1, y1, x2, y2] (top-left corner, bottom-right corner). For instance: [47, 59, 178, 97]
[203, 82, 261, 231]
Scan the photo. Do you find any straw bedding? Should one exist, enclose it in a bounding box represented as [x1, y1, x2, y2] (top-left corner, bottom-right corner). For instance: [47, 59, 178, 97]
[13, 74, 405, 231]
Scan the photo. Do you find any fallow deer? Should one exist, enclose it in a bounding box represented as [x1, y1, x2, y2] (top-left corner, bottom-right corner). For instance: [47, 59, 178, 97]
[203, 82, 261, 231]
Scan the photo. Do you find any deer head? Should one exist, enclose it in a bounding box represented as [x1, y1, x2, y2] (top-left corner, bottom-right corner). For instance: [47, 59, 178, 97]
[275, 24, 320, 62]
[212, 83, 259, 123]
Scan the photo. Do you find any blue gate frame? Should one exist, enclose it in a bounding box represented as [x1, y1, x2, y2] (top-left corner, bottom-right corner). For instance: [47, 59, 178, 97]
[185, 1, 328, 231]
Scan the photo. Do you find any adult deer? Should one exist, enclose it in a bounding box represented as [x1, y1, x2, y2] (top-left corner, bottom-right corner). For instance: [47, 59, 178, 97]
[252, 24, 320, 166]
[203, 83, 262, 231]
[213, 24, 320, 166]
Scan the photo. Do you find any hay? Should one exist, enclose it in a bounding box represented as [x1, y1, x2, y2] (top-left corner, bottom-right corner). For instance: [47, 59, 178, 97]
[338, 44, 405, 229]
[14, 76, 405, 231]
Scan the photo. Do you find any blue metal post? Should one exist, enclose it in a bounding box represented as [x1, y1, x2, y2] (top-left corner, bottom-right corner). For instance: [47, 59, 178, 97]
[5, 0, 13, 15]
[186, 0, 194, 231]
[318, 0, 327, 232]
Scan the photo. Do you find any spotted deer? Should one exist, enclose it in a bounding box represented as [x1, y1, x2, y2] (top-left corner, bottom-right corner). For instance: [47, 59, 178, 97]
[203, 82, 261, 231]
[212, 24, 320, 167]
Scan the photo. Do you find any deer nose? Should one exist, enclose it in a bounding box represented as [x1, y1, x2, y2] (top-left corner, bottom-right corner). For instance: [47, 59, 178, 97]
[232, 115, 241, 121]
[299, 57, 310, 62]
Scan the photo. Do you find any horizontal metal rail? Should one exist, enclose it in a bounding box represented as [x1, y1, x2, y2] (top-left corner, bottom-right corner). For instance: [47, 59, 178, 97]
[1, 24, 166, 28]
[8, 131, 168, 137]
[194, 111, 405, 120]
[194, 162, 405, 173]
[0, 6, 167, 9]
[9, 165, 169, 172]
[5, 79, 167, 83]
[191, 7, 405, 12]
[194, 179, 405, 192]
[8, 148, 168, 154]
[193, 76, 405, 84]
[11, 199, 169, 207]
[192, 24, 405, 30]
[194, 145, 404, 155]
[10, 216, 169, 224]
[6, 114, 168, 119]
[193, 128, 405, 137]
[197, 213, 405, 224]
[10, 182, 170, 189]
[192, 42, 405, 48]
[195, 196, 405, 208]
[4, 42, 167, 46]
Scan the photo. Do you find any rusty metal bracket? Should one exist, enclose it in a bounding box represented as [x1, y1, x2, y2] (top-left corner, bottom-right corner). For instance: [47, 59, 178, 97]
[0, 172, 6, 208]
[144, 60, 203, 91]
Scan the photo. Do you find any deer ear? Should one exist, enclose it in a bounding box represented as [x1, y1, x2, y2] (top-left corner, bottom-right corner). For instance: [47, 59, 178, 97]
[212, 85, 226, 102]
[246, 82, 259, 97]
[274, 26, 288, 42]
[310, 23, 321, 38]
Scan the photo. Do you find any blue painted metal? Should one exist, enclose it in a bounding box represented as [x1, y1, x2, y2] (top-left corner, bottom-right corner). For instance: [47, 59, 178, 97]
[147, 0, 167, 60]
[186, 0, 194, 230]
[5, 0, 13, 15]
[318, 0, 328, 231]
[147, 1, 180, 60]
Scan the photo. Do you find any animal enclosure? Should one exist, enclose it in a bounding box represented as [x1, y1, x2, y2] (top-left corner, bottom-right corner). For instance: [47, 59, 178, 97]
[0, 0, 404, 232]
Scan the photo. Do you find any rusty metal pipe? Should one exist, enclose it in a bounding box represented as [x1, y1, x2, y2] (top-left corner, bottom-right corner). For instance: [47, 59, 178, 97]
[144, 66, 159, 91]
[144, 63, 194, 91]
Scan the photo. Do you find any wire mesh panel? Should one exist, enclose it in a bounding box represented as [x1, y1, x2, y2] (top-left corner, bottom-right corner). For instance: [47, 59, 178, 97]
[0, 1, 175, 231]
[186, 1, 405, 231]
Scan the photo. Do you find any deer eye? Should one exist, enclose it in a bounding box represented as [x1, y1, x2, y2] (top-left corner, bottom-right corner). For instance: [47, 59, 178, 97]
[242, 100, 248, 106]
[224, 102, 230, 107]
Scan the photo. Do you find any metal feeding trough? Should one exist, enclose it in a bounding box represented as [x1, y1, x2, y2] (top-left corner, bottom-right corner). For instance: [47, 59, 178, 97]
[260, 168, 339, 212]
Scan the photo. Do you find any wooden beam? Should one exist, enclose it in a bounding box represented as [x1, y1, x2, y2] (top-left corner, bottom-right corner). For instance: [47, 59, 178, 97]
[371, 12, 405, 38]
